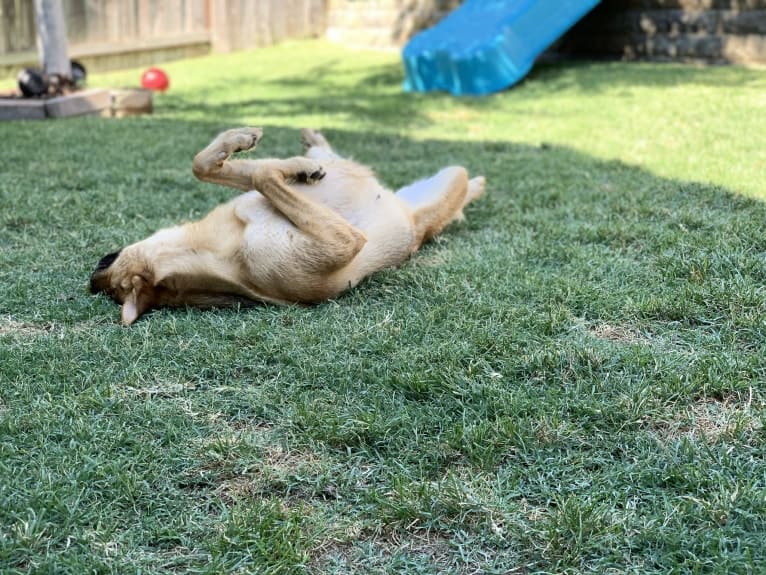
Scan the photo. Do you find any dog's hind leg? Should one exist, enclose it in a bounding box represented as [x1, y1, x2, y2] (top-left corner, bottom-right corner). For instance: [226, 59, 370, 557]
[301, 128, 342, 161]
[397, 167, 486, 246]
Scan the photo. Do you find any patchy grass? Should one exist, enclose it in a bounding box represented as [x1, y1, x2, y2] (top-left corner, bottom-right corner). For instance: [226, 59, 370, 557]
[1, 40, 766, 574]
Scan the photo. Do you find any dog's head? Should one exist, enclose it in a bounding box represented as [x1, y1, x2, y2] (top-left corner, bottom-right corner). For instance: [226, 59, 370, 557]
[90, 248, 157, 325]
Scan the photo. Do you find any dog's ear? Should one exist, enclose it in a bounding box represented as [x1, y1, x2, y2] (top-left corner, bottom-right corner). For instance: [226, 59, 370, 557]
[121, 275, 155, 326]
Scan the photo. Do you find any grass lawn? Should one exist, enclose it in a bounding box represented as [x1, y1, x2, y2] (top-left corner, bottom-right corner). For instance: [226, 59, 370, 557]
[1, 40, 766, 574]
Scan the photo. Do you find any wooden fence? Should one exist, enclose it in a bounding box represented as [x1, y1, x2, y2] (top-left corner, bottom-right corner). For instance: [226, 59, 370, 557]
[0, 0, 328, 74]
[210, 0, 327, 52]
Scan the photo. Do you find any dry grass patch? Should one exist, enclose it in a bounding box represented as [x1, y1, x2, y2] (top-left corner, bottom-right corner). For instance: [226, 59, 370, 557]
[216, 444, 323, 494]
[588, 322, 646, 344]
[125, 379, 197, 397]
[0, 317, 55, 337]
[310, 529, 457, 575]
[193, 423, 327, 505]
[652, 390, 763, 444]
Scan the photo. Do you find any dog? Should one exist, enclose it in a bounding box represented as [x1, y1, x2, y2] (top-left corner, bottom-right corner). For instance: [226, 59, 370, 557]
[90, 128, 486, 325]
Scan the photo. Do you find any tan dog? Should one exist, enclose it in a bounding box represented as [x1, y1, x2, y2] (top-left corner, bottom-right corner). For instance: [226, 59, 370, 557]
[90, 128, 485, 324]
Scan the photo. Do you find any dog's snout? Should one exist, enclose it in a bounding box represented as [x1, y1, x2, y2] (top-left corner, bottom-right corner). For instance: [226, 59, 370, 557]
[90, 249, 122, 294]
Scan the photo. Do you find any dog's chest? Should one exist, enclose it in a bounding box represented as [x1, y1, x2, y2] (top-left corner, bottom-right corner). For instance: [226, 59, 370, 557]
[235, 193, 303, 256]
[232, 191, 331, 289]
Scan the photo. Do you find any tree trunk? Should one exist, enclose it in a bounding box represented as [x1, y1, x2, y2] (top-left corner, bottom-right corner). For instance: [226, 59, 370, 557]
[33, 0, 72, 78]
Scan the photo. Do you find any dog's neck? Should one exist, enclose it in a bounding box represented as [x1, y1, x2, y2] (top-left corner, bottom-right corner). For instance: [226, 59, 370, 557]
[126, 224, 280, 307]
[130, 225, 240, 292]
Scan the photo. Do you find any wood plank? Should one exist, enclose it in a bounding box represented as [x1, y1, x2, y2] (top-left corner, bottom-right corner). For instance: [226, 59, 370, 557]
[1, 0, 39, 53]
[0, 98, 46, 121]
[45, 88, 111, 117]
[272, 0, 288, 45]
[310, 0, 327, 36]
[117, 0, 136, 41]
[70, 31, 210, 58]
[96, 0, 109, 43]
[160, 0, 172, 36]
[111, 87, 152, 117]
[210, 0, 232, 52]
[245, 0, 259, 48]
[194, 0, 209, 31]
[232, 0, 245, 50]
[164, 0, 181, 36]
[64, 0, 86, 44]
[256, 0, 272, 47]
[137, 0, 151, 39]
[1, 0, 13, 52]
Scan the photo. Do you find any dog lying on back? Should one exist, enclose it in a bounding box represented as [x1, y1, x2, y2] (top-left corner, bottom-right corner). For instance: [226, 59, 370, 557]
[90, 128, 485, 325]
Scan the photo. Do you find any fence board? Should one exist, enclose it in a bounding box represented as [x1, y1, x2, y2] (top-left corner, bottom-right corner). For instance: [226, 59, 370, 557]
[1, 0, 37, 53]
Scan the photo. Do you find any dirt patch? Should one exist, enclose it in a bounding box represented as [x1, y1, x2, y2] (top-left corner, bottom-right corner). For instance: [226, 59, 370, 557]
[0, 318, 55, 337]
[126, 380, 197, 397]
[310, 530, 456, 575]
[263, 443, 322, 474]
[215, 443, 323, 501]
[191, 422, 329, 505]
[652, 391, 763, 444]
[589, 323, 646, 344]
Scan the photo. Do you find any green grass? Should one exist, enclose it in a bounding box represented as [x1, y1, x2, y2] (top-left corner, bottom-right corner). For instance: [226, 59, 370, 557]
[1, 40, 766, 574]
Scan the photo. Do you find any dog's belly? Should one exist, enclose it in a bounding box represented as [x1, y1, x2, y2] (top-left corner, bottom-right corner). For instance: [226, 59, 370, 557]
[235, 192, 309, 274]
[233, 181, 415, 300]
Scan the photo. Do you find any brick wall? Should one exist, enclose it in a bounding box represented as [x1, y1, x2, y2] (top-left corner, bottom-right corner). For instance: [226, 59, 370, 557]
[560, 0, 766, 63]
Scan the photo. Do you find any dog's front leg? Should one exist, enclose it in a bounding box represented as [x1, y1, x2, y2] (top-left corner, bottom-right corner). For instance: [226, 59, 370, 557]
[192, 128, 335, 194]
[249, 159, 368, 273]
[192, 127, 267, 191]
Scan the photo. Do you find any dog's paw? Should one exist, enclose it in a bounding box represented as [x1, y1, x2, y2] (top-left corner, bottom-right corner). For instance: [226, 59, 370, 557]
[222, 127, 263, 155]
[467, 176, 486, 202]
[295, 165, 326, 184]
[287, 157, 326, 184]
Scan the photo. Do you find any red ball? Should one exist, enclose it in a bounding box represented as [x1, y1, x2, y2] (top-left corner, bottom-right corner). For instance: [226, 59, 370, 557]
[141, 68, 169, 92]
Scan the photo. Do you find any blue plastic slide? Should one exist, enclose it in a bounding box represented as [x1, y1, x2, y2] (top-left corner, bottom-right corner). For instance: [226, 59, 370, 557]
[402, 0, 600, 96]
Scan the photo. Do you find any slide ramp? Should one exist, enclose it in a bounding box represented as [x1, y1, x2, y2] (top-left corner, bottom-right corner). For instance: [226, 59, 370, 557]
[402, 0, 600, 96]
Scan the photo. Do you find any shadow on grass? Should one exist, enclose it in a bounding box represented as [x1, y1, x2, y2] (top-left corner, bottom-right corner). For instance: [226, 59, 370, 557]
[0, 116, 764, 325]
[160, 60, 432, 127]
